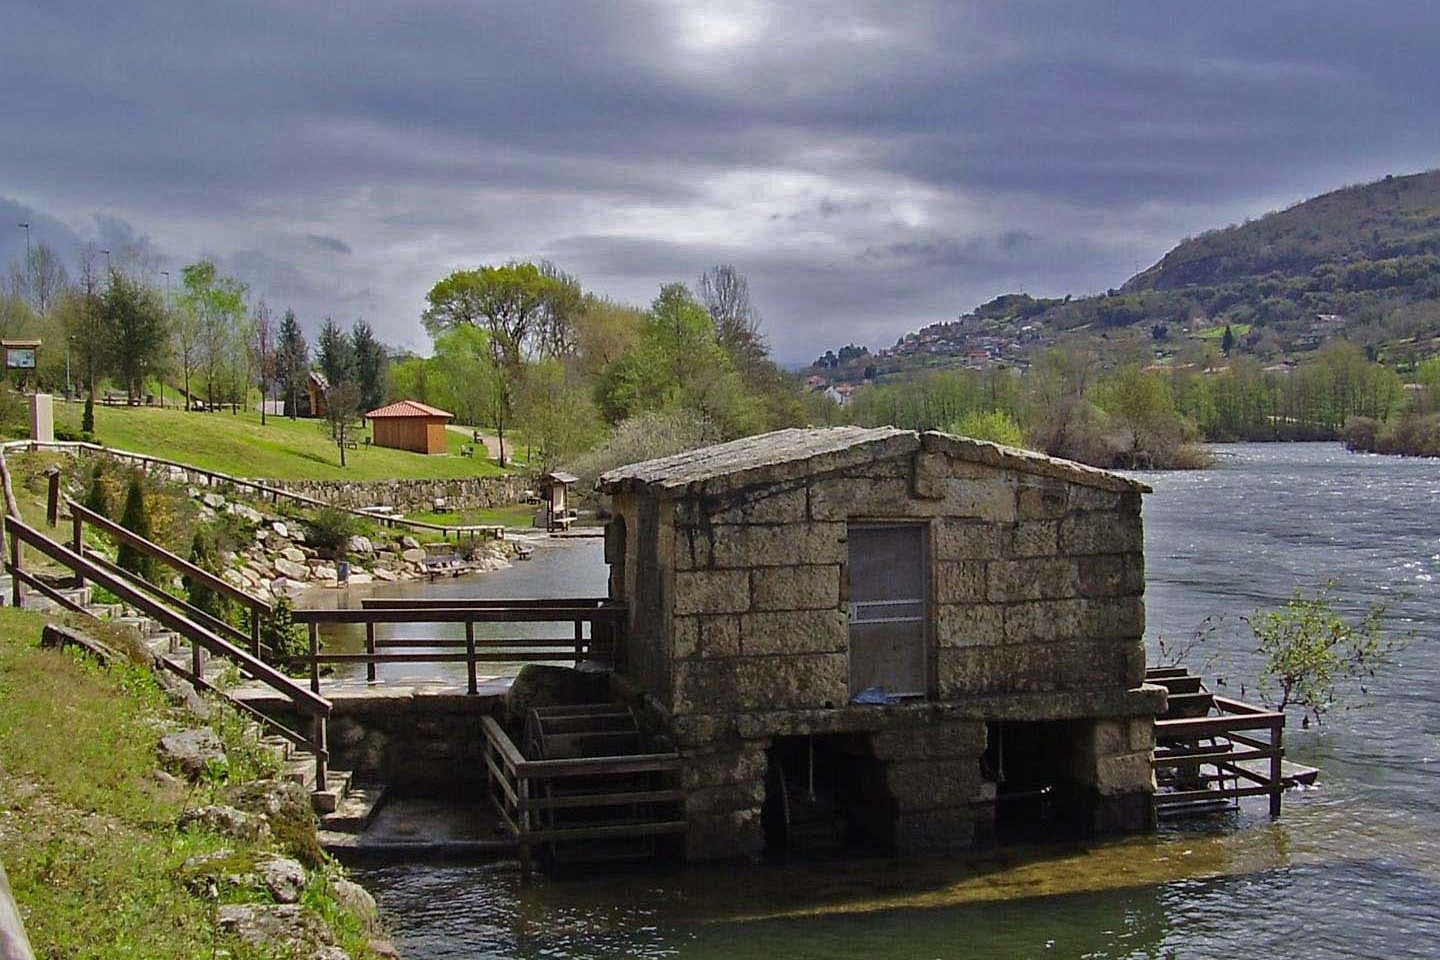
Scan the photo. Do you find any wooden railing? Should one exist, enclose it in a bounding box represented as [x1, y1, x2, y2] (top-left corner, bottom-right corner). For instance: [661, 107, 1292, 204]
[3, 439, 510, 542]
[290, 598, 627, 696]
[67, 499, 272, 656]
[1153, 694, 1286, 816]
[4, 514, 333, 791]
[479, 714, 685, 874]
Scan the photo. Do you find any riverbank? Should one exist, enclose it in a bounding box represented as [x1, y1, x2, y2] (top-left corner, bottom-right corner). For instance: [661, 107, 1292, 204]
[1342, 412, 1440, 458]
[0, 606, 396, 958]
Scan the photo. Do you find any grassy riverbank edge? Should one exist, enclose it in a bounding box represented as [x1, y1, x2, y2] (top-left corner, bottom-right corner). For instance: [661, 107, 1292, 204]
[0, 606, 392, 959]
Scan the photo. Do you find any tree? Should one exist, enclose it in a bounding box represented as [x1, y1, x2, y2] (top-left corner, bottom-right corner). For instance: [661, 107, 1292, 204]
[422, 262, 577, 465]
[1093, 365, 1184, 467]
[9, 242, 70, 314]
[185, 529, 230, 622]
[316, 317, 354, 388]
[1221, 324, 1236, 357]
[252, 301, 275, 425]
[101, 269, 168, 403]
[513, 360, 603, 469]
[350, 319, 388, 413]
[64, 246, 109, 430]
[1248, 585, 1402, 725]
[275, 310, 308, 419]
[116, 472, 154, 582]
[325, 380, 361, 467]
[172, 296, 202, 411]
[698, 264, 765, 368]
[180, 261, 248, 412]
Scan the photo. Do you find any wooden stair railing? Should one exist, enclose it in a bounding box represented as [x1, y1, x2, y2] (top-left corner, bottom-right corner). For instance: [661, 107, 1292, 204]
[4, 514, 333, 791]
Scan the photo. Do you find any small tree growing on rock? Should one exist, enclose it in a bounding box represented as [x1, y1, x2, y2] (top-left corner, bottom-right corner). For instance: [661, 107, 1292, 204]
[83, 462, 112, 518]
[184, 529, 231, 623]
[116, 471, 155, 582]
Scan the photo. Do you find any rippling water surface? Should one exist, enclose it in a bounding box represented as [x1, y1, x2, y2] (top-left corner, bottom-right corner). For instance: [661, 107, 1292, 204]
[354, 443, 1440, 959]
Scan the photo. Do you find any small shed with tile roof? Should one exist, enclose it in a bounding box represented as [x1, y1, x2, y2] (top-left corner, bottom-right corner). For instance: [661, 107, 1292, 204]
[365, 399, 454, 455]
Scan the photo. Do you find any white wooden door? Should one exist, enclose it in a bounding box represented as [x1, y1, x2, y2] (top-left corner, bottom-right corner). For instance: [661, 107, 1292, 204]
[847, 524, 927, 698]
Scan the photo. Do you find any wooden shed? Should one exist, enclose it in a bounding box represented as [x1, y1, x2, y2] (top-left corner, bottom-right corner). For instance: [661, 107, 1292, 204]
[365, 400, 453, 455]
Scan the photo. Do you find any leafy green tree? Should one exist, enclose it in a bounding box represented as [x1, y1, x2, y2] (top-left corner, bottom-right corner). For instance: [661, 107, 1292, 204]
[115, 472, 154, 582]
[180, 261, 248, 412]
[1093, 365, 1184, 467]
[83, 463, 112, 518]
[325, 380, 361, 466]
[513, 360, 603, 470]
[422, 262, 578, 465]
[102, 269, 169, 402]
[275, 310, 308, 419]
[1248, 585, 1402, 724]
[350, 319, 388, 413]
[1221, 324, 1236, 357]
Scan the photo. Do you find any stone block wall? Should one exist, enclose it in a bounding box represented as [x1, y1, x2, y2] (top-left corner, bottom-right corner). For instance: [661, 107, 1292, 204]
[267, 475, 529, 513]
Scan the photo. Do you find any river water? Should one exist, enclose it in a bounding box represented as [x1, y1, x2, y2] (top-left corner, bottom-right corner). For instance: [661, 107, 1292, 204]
[351, 443, 1440, 959]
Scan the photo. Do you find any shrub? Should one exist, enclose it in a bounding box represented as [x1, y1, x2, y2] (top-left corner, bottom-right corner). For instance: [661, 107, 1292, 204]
[183, 529, 231, 623]
[306, 507, 358, 562]
[115, 471, 154, 582]
[256, 596, 307, 671]
[947, 409, 1025, 447]
[83, 461, 113, 518]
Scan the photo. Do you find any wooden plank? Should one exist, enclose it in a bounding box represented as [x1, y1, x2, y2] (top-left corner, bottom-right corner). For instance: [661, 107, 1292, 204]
[526, 755, 682, 779]
[375, 637, 588, 649]
[481, 717, 529, 772]
[1145, 666, 1190, 679]
[1152, 676, 1203, 694]
[521, 789, 685, 812]
[1154, 745, 1275, 764]
[481, 751, 520, 807]
[1156, 713, 1283, 736]
[522, 819, 689, 843]
[1155, 784, 1276, 805]
[1212, 696, 1283, 717]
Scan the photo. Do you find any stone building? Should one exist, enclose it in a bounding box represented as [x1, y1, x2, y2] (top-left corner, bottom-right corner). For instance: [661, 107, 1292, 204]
[597, 426, 1163, 861]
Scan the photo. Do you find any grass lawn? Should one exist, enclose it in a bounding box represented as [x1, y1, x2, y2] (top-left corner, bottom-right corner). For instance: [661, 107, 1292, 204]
[0, 607, 381, 958]
[406, 502, 539, 529]
[52, 401, 512, 482]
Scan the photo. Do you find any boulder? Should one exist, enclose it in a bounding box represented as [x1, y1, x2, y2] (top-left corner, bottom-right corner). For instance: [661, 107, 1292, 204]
[275, 558, 310, 581]
[371, 568, 398, 582]
[346, 535, 374, 554]
[158, 728, 226, 780]
[202, 492, 227, 510]
[346, 572, 373, 585]
[216, 904, 331, 951]
[331, 878, 380, 932]
[257, 855, 307, 904]
[179, 804, 271, 842]
[313, 948, 352, 960]
[312, 565, 338, 582]
[281, 547, 306, 564]
[154, 671, 212, 721]
[272, 521, 290, 539]
[401, 548, 426, 564]
[400, 535, 420, 550]
[228, 503, 264, 523]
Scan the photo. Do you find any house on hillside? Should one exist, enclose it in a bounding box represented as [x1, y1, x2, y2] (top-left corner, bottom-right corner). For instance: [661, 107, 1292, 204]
[302, 371, 330, 419]
[365, 399, 453, 455]
[597, 426, 1161, 861]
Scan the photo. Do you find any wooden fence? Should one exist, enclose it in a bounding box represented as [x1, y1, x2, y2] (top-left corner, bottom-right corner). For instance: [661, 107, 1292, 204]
[4, 513, 333, 791]
[67, 499, 272, 656]
[479, 714, 685, 874]
[2, 439, 508, 543]
[1151, 667, 1286, 816]
[290, 598, 627, 696]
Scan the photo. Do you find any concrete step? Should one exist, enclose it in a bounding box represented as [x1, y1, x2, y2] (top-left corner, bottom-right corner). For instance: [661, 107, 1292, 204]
[320, 780, 388, 833]
[283, 753, 355, 815]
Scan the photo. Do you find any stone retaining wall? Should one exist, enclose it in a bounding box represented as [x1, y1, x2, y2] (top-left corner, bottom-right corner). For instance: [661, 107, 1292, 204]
[266, 475, 531, 513]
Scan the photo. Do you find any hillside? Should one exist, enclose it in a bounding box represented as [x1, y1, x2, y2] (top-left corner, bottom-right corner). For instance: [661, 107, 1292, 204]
[42, 403, 510, 481]
[810, 170, 1440, 383]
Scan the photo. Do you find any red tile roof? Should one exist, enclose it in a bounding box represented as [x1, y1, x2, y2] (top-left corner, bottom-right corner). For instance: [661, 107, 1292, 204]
[365, 400, 454, 419]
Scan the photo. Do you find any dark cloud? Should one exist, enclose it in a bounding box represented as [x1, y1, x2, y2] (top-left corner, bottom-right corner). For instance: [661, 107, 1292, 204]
[306, 235, 353, 256]
[2, 1, 1438, 362]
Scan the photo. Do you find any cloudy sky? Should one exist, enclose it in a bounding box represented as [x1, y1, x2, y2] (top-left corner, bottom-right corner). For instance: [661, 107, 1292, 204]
[2, 2, 1437, 364]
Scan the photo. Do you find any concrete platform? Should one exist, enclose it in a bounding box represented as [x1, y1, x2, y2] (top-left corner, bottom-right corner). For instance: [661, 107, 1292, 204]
[320, 794, 517, 862]
[229, 676, 513, 713]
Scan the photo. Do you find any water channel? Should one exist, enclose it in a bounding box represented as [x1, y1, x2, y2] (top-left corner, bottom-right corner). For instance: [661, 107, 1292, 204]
[342, 443, 1440, 958]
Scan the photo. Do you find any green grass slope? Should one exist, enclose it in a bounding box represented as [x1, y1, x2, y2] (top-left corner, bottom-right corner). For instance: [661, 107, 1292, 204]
[54, 401, 509, 481]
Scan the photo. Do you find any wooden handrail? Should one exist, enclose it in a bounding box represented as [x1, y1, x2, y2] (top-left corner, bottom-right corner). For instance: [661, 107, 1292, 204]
[361, 597, 612, 609]
[5, 515, 329, 718]
[83, 549, 262, 652]
[294, 606, 625, 624]
[69, 500, 271, 617]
